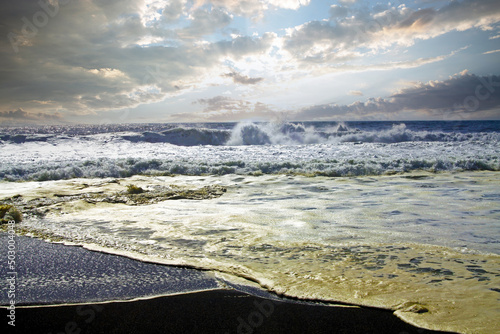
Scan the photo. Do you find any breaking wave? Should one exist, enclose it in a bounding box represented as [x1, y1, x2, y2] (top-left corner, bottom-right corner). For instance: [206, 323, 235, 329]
[225, 122, 500, 145]
[1, 120, 499, 181]
[2, 121, 498, 146]
[121, 127, 230, 146]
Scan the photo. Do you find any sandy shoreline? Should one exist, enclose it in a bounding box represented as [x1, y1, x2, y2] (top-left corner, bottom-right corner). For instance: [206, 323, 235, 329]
[1, 233, 456, 333]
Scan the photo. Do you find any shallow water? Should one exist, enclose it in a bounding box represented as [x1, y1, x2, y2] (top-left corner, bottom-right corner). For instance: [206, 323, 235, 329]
[2, 171, 499, 333]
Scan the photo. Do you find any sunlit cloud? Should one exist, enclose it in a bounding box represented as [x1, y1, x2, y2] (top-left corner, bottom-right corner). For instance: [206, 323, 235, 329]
[349, 90, 364, 96]
[0, 0, 498, 124]
[0, 108, 62, 123]
[483, 49, 500, 55]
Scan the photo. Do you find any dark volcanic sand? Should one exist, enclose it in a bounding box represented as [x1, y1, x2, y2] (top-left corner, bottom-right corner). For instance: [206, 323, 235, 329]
[1, 234, 455, 333]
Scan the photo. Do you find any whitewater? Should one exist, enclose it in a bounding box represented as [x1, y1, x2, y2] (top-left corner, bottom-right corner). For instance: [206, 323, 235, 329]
[1, 120, 499, 333]
[0, 121, 499, 180]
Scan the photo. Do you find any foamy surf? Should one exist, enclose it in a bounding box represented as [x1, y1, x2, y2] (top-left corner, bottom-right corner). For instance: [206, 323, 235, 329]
[2, 172, 499, 333]
[1, 121, 499, 181]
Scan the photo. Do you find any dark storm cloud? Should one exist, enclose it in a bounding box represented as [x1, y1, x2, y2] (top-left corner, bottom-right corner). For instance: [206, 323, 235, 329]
[0, 108, 62, 120]
[294, 72, 500, 120]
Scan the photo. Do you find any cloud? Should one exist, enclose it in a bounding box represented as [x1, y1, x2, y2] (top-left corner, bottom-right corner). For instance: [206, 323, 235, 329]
[0, 0, 276, 121]
[292, 72, 500, 120]
[196, 96, 251, 113]
[162, 0, 186, 23]
[284, 0, 500, 64]
[0, 108, 62, 122]
[390, 72, 500, 114]
[223, 71, 264, 85]
[193, 96, 277, 121]
[210, 32, 276, 59]
[268, 0, 311, 10]
[329, 5, 349, 19]
[299, 47, 467, 76]
[349, 90, 363, 96]
[483, 49, 500, 55]
[180, 6, 233, 38]
[338, 0, 357, 5]
[193, 0, 311, 19]
[0, 1, 498, 124]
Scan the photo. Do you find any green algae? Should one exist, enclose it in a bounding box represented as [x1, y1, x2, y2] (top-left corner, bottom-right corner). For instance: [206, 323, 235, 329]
[0, 204, 22, 224]
[126, 184, 144, 194]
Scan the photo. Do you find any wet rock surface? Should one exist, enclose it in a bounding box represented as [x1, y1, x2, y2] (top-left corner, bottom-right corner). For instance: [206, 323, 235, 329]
[0, 181, 227, 219]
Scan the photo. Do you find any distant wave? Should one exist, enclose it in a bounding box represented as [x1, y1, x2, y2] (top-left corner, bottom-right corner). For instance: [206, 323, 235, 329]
[1, 121, 499, 145]
[334, 123, 500, 144]
[0, 134, 57, 144]
[121, 127, 230, 146]
[1, 120, 499, 181]
[226, 122, 325, 145]
[120, 122, 500, 146]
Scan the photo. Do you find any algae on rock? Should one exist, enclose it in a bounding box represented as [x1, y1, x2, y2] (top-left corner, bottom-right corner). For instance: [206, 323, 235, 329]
[0, 182, 227, 219]
[0, 204, 23, 224]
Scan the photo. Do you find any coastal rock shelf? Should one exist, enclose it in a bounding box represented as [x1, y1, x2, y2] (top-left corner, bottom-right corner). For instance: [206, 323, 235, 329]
[0, 178, 227, 219]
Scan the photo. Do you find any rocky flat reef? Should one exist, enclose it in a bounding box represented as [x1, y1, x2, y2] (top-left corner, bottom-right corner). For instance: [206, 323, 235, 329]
[0, 177, 227, 223]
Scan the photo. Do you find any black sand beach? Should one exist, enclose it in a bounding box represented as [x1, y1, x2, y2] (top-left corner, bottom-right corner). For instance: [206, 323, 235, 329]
[14, 289, 457, 334]
[1, 234, 456, 333]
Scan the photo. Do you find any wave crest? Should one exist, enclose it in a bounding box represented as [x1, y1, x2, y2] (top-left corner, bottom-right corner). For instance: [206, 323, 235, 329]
[121, 127, 230, 146]
[226, 122, 500, 145]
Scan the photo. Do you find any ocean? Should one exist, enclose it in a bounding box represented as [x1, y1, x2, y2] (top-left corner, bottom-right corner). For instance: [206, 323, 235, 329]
[1, 120, 499, 333]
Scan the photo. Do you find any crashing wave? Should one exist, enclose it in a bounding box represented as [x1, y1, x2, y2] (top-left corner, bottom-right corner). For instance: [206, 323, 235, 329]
[121, 127, 231, 146]
[226, 121, 333, 145]
[1, 121, 499, 181]
[225, 122, 500, 146]
[1, 121, 498, 146]
[335, 123, 500, 143]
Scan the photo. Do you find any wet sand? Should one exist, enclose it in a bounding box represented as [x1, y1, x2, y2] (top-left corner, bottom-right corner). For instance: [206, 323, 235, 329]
[1, 234, 455, 333]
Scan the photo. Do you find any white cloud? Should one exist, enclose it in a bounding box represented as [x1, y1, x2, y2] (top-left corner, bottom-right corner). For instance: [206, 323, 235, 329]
[338, 0, 357, 5]
[483, 49, 500, 55]
[268, 0, 311, 10]
[181, 6, 233, 37]
[191, 0, 311, 19]
[284, 0, 500, 64]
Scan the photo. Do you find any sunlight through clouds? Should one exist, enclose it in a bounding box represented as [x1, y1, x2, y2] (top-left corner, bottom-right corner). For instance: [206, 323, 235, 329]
[0, 0, 499, 123]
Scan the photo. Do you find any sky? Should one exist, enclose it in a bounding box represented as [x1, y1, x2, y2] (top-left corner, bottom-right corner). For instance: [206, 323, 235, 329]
[0, 0, 499, 125]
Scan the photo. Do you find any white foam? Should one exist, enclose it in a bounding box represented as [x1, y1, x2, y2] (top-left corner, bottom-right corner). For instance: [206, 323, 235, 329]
[5, 173, 500, 333]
